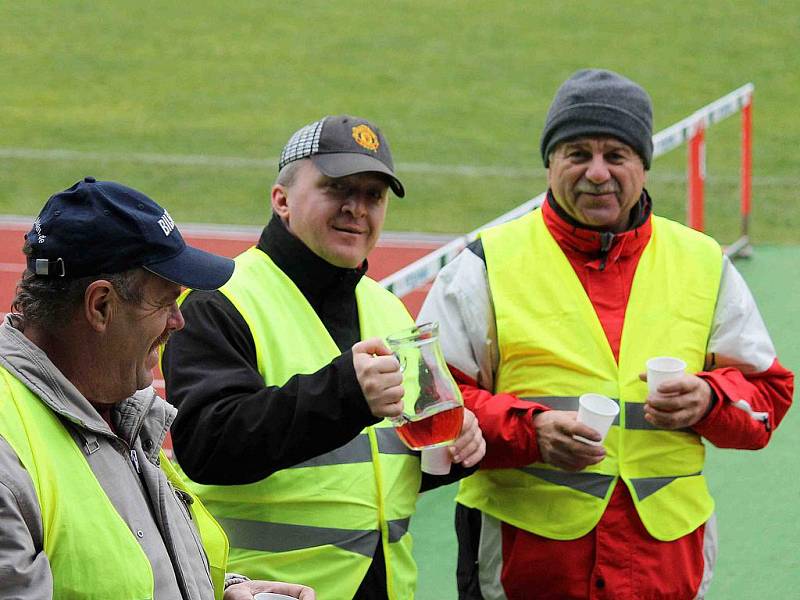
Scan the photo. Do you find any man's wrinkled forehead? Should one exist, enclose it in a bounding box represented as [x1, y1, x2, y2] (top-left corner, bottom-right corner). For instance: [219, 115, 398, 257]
[556, 135, 637, 152]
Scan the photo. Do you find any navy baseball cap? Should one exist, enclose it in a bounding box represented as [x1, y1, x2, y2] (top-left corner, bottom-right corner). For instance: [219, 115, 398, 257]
[278, 115, 405, 197]
[25, 177, 235, 290]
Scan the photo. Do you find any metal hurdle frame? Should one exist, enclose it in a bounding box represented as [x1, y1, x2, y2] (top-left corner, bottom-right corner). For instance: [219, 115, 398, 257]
[382, 83, 755, 298]
[665, 83, 754, 257]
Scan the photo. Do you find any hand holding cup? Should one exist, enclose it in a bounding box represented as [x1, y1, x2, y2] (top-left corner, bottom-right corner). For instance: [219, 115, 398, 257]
[534, 410, 606, 471]
[574, 393, 620, 446]
[641, 356, 712, 429]
[645, 357, 687, 395]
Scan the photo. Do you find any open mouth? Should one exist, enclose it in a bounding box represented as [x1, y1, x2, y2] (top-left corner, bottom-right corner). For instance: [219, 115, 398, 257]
[149, 332, 171, 355]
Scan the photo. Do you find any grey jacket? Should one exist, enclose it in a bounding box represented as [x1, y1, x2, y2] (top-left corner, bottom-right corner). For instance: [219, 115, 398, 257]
[0, 317, 216, 600]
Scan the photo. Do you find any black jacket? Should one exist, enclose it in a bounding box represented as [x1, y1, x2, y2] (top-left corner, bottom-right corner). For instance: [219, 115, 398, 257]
[162, 215, 474, 599]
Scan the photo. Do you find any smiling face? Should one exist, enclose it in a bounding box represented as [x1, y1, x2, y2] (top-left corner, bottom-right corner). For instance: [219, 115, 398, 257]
[106, 271, 185, 397]
[547, 136, 647, 232]
[271, 159, 390, 268]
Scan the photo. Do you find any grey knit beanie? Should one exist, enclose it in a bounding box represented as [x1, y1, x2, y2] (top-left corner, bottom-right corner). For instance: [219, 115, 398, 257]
[540, 69, 654, 169]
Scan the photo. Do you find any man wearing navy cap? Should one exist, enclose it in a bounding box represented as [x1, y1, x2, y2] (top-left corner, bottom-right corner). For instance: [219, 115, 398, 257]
[0, 178, 314, 599]
[162, 115, 486, 599]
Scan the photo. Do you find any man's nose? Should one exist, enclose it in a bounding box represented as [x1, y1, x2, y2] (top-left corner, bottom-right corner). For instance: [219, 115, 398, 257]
[168, 303, 185, 332]
[585, 154, 612, 183]
[342, 193, 368, 216]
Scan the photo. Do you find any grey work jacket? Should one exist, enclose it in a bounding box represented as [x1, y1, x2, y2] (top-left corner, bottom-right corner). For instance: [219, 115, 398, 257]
[0, 317, 216, 600]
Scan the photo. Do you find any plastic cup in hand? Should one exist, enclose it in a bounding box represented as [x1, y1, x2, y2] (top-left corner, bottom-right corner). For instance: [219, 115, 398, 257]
[253, 593, 298, 600]
[574, 393, 619, 446]
[421, 445, 452, 475]
[646, 357, 686, 395]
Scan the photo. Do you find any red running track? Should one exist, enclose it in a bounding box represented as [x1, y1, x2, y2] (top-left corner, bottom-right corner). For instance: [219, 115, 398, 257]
[0, 222, 440, 315]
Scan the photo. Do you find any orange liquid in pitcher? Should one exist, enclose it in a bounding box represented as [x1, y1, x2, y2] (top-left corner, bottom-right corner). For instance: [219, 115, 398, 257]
[395, 403, 464, 450]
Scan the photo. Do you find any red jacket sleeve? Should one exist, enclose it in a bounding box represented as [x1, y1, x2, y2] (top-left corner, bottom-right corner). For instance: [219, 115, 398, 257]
[694, 358, 794, 449]
[452, 365, 549, 468]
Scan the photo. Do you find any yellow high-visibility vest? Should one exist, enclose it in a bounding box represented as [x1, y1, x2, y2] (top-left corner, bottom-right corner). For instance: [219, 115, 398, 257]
[457, 209, 722, 541]
[0, 367, 228, 599]
[181, 247, 422, 600]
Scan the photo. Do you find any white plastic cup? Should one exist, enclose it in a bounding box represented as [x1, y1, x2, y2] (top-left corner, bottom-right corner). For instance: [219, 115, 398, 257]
[646, 357, 687, 395]
[421, 446, 452, 475]
[253, 593, 299, 600]
[574, 393, 620, 445]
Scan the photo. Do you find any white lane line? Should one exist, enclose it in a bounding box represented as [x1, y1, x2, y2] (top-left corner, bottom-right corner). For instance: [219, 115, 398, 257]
[0, 216, 452, 248]
[0, 147, 274, 169]
[0, 146, 534, 177]
[0, 146, 794, 184]
[0, 146, 530, 176]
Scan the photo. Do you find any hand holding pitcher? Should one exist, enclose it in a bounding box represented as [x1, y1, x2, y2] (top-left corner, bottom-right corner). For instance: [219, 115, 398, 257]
[352, 338, 404, 419]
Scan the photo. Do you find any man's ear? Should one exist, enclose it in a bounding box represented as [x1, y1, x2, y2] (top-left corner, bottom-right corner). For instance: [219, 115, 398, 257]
[83, 280, 116, 332]
[271, 184, 290, 221]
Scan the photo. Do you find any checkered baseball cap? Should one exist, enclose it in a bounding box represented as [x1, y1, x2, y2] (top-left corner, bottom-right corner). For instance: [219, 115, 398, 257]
[278, 115, 405, 197]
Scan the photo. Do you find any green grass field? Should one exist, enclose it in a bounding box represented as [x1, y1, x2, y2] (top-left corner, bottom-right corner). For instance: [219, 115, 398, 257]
[1, 1, 799, 243]
[2, 2, 798, 598]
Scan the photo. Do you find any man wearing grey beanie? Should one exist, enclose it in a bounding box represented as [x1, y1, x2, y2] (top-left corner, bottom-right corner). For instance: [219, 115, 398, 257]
[420, 69, 793, 599]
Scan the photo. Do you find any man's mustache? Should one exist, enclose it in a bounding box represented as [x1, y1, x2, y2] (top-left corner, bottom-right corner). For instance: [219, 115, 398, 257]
[575, 181, 620, 195]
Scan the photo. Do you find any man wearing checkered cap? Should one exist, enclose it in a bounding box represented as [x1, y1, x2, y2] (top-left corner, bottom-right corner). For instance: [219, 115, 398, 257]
[163, 115, 486, 599]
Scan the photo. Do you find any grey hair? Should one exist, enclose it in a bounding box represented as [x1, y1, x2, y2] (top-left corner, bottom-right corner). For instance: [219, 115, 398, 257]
[275, 159, 305, 188]
[12, 241, 144, 329]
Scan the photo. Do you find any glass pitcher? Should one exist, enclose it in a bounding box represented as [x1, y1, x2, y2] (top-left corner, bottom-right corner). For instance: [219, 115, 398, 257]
[385, 321, 464, 451]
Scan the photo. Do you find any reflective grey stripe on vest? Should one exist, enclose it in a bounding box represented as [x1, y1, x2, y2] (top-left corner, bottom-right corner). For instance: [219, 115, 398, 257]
[624, 403, 692, 433]
[387, 517, 411, 542]
[625, 402, 653, 430]
[287, 428, 415, 469]
[629, 471, 702, 501]
[518, 466, 616, 499]
[376, 427, 417, 456]
[288, 434, 371, 468]
[219, 517, 411, 557]
[219, 517, 378, 557]
[521, 396, 620, 426]
[521, 396, 580, 411]
[523, 397, 692, 431]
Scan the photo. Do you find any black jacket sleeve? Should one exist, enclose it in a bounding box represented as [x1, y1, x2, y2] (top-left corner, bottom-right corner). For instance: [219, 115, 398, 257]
[162, 290, 380, 485]
[419, 463, 479, 493]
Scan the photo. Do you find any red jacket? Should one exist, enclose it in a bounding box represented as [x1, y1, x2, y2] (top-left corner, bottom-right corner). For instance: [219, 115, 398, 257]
[421, 195, 793, 599]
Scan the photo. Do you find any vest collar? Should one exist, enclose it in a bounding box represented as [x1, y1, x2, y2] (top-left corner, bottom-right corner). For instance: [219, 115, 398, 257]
[543, 190, 653, 268]
[258, 215, 367, 303]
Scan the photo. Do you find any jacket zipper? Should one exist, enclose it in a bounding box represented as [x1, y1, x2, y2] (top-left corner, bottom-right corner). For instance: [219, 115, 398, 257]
[598, 231, 615, 271]
[130, 448, 141, 474]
